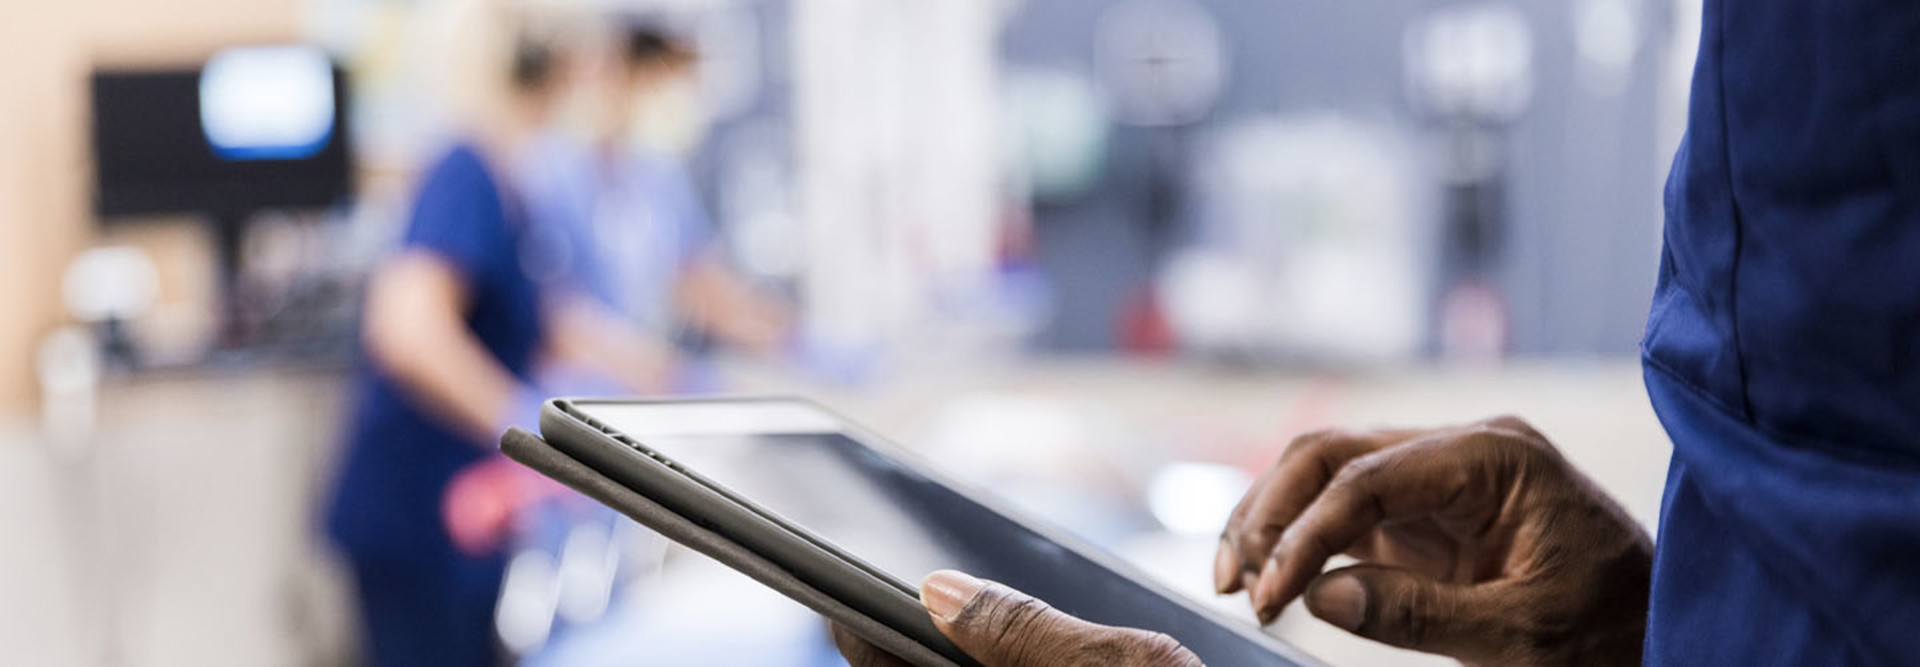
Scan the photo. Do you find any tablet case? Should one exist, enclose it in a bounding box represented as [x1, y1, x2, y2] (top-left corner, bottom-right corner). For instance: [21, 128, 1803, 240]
[500, 427, 961, 667]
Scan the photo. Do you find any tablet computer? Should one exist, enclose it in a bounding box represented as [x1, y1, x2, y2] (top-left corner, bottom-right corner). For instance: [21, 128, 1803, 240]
[510, 397, 1317, 667]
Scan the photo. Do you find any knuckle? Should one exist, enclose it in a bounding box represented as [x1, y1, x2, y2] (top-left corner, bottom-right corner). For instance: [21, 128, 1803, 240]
[1372, 578, 1467, 652]
[974, 593, 1059, 661]
[1327, 451, 1386, 490]
[989, 594, 1050, 632]
[1074, 629, 1200, 667]
[1131, 631, 1203, 666]
[1503, 434, 1564, 475]
[1274, 520, 1340, 564]
[1480, 414, 1533, 433]
[1282, 428, 1353, 460]
[1460, 419, 1557, 466]
[1388, 582, 1435, 648]
[1477, 416, 1554, 452]
[1226, 520, 1286, 564]
[1222, 497, 1258, 537]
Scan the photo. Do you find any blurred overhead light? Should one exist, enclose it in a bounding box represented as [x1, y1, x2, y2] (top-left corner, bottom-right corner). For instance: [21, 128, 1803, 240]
[1403, 3, 1535, 123]
[199, 45, 336, 161]
[1574, 0, 1643, 97]
[1093, 0, 1227, 127]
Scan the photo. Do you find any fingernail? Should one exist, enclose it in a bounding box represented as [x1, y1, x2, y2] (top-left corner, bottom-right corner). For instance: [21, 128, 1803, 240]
[1305, 575, 1366, 632]
[1252, 560, 1284, 623]
[1258, 608, 1280, 626]
[922, 570, 986, 623]
[1213, 540, 1238, 594]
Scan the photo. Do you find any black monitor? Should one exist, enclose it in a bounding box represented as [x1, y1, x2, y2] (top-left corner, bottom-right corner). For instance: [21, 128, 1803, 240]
[90, 46, 353, 351]
[91, 46, 352, 219]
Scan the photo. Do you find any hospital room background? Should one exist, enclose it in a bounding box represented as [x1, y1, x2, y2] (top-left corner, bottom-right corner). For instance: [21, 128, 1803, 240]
[0, 0, 1692, 665]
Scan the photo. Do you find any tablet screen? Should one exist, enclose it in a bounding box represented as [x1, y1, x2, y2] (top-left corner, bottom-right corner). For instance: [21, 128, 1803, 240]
[570, 399, 1310, 667]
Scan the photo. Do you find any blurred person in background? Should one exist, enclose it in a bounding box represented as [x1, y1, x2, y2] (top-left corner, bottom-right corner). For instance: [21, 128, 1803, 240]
[517, 19, 790, 383]
[322, 7, 678, 666]
[834, 1, 1920, 665]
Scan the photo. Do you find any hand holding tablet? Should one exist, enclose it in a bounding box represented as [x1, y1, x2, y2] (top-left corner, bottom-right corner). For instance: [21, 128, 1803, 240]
[504, 400, 1650, 667]
[505, 398, 1311, 666]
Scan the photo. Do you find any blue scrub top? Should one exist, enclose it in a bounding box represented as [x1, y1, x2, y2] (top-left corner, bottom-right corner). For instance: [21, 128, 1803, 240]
[1643, 1, 1920, 663]
[515, 134, 713, 331]
[327, 143, 546, 562]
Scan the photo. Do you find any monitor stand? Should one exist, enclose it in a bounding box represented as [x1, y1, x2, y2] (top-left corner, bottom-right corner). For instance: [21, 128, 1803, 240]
[210, 211, 255, 349]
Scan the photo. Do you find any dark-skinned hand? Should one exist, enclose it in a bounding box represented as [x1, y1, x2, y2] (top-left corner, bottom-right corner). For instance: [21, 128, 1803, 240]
[1216, 416, 1652, 666]
[832, 570, 1200, 667]
[837, 416, 1653, 666]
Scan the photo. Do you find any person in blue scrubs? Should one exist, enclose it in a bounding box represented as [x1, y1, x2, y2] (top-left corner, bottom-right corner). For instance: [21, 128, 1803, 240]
[832, 1, 1919, 665]
[324, 30, 676, 667]
[518, 23, 789, 366]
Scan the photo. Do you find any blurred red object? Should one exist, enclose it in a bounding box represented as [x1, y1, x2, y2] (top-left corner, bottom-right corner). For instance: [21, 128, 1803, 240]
[442, 455, 570, 556]
[1119, 285, 1176, 356]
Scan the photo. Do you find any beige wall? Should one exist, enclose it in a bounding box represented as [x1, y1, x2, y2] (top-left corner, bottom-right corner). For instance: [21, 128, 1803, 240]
[0, 0, 301, 413]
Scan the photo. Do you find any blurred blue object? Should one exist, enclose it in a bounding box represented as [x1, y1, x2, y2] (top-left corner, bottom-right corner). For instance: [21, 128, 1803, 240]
[517, 132, 715, 335]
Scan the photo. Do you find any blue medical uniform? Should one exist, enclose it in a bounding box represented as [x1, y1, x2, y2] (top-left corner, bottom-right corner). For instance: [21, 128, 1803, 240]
[1643, 1, 1920, 663]
[326, 144, 546, 667]
[516, 135, 714, 331]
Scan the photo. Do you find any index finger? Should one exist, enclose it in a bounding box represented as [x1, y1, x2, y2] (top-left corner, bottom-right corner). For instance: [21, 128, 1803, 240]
[1217, 428, 1429, 594]
[1249, 429, 1517, 621]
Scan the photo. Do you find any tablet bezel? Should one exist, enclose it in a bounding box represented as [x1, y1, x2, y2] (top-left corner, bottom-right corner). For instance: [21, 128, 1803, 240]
[539, 398, 973, 665]
[542, 396, 1317, 667]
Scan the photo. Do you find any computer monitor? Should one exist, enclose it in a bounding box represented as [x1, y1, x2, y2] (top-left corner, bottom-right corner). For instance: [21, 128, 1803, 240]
[90, 46, 353, 351]
[91, 45, 352, 219]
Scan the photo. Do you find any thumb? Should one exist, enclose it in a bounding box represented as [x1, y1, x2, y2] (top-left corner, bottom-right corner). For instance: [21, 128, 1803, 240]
[920, 570, 1197, 667]
[1303, 565, 1507, 662]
